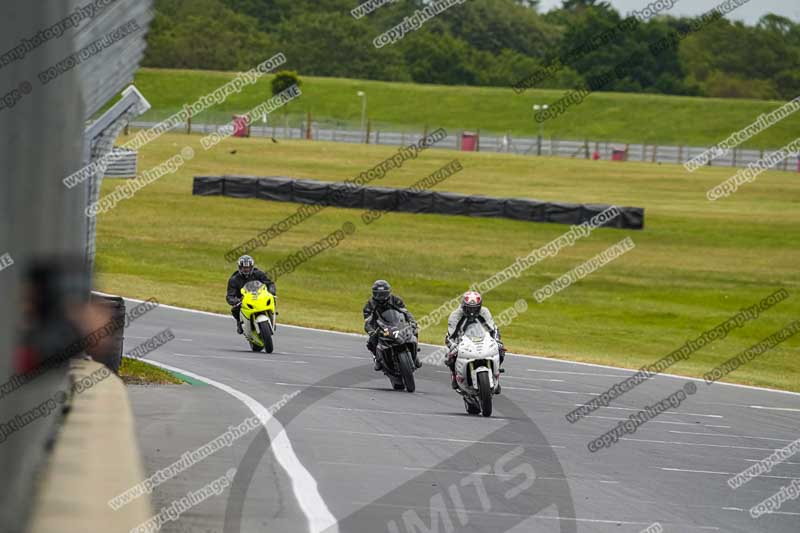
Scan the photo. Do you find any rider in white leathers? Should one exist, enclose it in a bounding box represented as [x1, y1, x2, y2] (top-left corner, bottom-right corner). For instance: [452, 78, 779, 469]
[445, 291, 505, 391]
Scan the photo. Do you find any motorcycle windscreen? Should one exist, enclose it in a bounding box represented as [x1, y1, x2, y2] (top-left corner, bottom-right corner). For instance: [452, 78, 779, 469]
[379, 309, 406, 328]
[464, 321, 488, 342]
[243, 280, 263, 296]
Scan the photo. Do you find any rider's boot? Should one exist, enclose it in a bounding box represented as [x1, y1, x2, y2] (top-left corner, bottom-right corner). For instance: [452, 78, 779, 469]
[236, 319, 243, 335]
[373, 355, 383, 371]
[412, 350, 422, 368]
[451, 372, 458, 390]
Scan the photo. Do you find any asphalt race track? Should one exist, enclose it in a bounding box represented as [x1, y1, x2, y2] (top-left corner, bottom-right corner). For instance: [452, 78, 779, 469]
[123, 301, 799, 533]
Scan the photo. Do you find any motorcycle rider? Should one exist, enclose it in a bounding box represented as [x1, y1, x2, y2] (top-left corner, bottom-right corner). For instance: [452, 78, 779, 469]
[445, 291, 505, 392]
[363, 279, 421, 371]
[226, 255, 276, 334]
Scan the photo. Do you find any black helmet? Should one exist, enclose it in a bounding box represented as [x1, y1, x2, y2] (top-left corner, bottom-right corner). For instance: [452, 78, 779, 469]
[461, 291, 482, 318]
[238, 255, 255, 279]
[372, 279, 391, 303]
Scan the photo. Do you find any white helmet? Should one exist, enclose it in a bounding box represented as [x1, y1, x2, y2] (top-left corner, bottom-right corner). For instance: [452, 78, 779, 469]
[461, 291, 482, 318]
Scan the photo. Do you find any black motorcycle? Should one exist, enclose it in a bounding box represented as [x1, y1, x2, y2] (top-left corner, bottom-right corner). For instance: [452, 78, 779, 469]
[375, 309, 419, 393]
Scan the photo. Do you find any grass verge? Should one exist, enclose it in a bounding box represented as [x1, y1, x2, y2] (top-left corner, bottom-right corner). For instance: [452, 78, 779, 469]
[119, 357, 185, 386]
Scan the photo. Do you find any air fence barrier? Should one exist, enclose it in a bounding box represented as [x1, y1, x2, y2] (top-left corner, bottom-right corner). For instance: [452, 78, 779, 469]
[192, 176, 645, 230]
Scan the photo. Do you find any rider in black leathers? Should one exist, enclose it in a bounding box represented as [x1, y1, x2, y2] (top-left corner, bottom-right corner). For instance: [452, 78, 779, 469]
[363, 279, 421, 371]
[227, 255, 276, 334]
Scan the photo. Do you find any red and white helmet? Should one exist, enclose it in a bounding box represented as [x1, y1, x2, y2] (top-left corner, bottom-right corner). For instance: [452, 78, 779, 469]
[461, 291, 482, 318]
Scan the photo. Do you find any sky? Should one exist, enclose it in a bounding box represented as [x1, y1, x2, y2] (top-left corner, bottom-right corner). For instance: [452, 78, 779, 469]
[537, 0, 800, 25]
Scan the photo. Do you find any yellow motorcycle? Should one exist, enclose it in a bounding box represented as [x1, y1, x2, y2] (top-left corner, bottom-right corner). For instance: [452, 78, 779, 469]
[239, 281, 277, 353]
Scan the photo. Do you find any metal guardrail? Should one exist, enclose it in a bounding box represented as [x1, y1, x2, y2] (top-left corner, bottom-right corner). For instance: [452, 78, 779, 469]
[104, 147, 138, 178]
[130, 120, 800, 173]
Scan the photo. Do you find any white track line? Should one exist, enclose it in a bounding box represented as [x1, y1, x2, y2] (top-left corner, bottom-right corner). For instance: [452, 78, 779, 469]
[317, 405, 510, 421]
[301, 427, 566, 449]
[743, 458, 800, 466]
[620, 437, 775, 451]
[750, 405, 800, 413]
[320, 460, 620, 483]
[273, 382, 430, 395]
[722, 507, 800, 517]
[583, 414, 730, 428]
[658, 467, 799, 481]
[661, 467, 731, 475]
[145, 360, 338, 533]
[492, 376, 566, 384]
[575, 403, 724, 419]
[172, 353, 308, 364]
[432, 370, 565, 383]
[504, 385, 600, 396]
[527, 369, 630, 378]
[667, 430, 795, 443]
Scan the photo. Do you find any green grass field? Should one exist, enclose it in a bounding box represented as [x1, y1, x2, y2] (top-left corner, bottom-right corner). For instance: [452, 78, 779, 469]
[94, 132, 800, 392]
[132, 68, 800, 148]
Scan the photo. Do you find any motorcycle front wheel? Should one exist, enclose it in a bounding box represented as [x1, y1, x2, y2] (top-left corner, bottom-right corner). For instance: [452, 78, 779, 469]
[258, 320, 274, 354]
[397, 350, 416, 393]
[477, 372, 493, 417]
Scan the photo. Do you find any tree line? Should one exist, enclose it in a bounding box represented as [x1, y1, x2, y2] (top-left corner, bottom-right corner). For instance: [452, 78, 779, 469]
[143, 0, 800, 100]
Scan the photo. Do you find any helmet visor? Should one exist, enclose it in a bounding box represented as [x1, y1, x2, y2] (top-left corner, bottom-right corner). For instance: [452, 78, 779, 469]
[464, 304, 480, 318]
[373, 288, 390, 302]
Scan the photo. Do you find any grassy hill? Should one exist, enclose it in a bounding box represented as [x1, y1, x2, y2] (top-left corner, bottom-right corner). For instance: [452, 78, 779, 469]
[94, 131, 800, 392]
[132, 68, 800, 148]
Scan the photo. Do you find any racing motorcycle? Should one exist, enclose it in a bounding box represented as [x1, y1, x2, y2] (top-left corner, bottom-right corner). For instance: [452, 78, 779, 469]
[239, 280, 277, 353]
[454, 321, 501, 417]
[375, 309, 419, 393]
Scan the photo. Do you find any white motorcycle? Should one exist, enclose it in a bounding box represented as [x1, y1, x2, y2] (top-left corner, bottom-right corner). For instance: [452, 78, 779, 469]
[454, 322, 502, 417]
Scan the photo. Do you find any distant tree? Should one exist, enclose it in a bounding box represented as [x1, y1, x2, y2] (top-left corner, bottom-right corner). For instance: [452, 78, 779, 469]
[271, 71, 301, 96]
[561, 0, 611, 11]
[275, 11, 410, 81]
[774, 70, 800, 100]
[144, 0, 274, 71]
[445, 0, 557, 57]
[402, 31, 479, 85]
[703, 70, 778, 100]
[757, 14, 796, 37]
